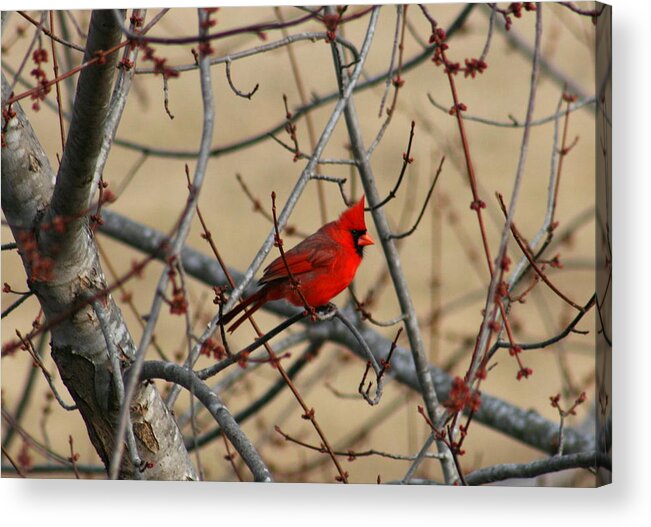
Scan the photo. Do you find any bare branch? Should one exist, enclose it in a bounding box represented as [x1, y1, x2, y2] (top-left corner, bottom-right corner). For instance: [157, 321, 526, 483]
[388, 156, 444, 240]
[368, 120, 416, 211]
[17, 10, 86, 52]
[135, 32, 360, 76]
[48, 10, 126, 234]
[1, 292, 33, 319]
[479, 4, 497, 63]
[187, 341, 321, 451]
[225, 59, 259, 99]
[428, 93, 595, 128]
[378, 5, 403, 117]
[464, 451, 608, 486]
[488, 294, 596, 360]
[91, 9, 147, 194]
[136, 361, 272, 482]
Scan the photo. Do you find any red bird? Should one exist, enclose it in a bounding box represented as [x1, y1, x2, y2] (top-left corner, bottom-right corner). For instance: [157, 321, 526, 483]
[221, 196, 375, 332]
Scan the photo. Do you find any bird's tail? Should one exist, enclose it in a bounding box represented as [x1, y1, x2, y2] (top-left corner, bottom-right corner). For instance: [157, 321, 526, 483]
[220, 291, 265, 333]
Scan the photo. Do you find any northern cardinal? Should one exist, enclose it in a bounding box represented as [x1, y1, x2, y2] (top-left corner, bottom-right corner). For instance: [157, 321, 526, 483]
[221, 196, 375, 332]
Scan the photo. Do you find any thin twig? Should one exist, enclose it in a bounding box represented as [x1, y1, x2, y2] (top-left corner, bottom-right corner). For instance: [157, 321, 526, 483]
[466, 5, 544, 382]
[427, 93, 595, 128]
[1, 407, 75, 467]
[326, 307, 390, 407]
[2, 331, 48, 452]
[225, 59, 259, 99]
[1, 292, 33, 318]
[141, 8, 170, 34]
[378, 5, 403, 117]
[484, 3, 588, 100]
[504, 92, 568, 294]
[366, 4, 408, 157]
[479, 4, 497, 63]
[388, 156, 445, 240]
[49, 11, 66, 155]
[63, 10, 87, 40]
[275, 425, 446, 462]
[118, 8, 323, 46]
[187, 341, 321, 451]
[162, 75, 174, 119]
[234, 173, 308, 238]
[135, 32, 360, 77]
[7, 11, 48, 97]
[496, 193, 583, 312]
[6, 39, 131, 106]
[195, 312, 307, 381]
[368, 121, 416, 211]
[68, 436, 81, 479]
[275, 7, 328, 223]
[559, 2, 605, 17]
[17, 10, 85, 52]
[14, 331, 77, 411]
[488, 294, 596, 360]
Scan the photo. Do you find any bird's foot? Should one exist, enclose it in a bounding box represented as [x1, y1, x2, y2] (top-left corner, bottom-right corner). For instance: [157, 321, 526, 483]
[315, 302, 338, 321]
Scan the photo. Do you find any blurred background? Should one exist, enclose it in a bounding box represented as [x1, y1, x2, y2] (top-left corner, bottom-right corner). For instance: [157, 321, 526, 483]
[2, 3, 598, 484]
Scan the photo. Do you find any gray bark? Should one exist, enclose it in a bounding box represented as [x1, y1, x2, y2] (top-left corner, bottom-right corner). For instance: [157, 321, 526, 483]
[1, 11, 197, 480]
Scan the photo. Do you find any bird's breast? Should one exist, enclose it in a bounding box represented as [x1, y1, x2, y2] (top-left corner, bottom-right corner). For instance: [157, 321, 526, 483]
[298, 250, 361, 307]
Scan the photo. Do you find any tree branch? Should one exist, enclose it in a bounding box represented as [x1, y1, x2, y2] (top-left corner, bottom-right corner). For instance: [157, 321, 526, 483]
[48, 10, 125, 237]
[136, 361, 272, 482]
[465, 451, 609, 485]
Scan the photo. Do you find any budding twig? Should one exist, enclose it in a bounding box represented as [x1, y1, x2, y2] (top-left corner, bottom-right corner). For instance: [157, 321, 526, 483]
[368, 121, 416, 211]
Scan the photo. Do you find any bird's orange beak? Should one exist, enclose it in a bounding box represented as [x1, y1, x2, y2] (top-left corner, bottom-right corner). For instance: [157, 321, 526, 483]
[358, 232, 375, 247]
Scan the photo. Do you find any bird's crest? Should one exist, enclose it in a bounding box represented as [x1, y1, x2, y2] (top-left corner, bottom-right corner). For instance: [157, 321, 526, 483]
[338, 196, 367, 231]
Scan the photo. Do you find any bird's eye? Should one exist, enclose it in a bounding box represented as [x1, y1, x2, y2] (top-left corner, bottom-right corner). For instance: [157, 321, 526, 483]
[350, 229, 368, 257]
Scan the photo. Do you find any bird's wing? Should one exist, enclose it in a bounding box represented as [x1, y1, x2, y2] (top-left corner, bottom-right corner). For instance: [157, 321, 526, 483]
[259, 236, 337, 285]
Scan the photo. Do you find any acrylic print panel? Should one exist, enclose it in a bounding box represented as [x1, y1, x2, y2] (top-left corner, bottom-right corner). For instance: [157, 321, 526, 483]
[1, 3, 611, 486]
